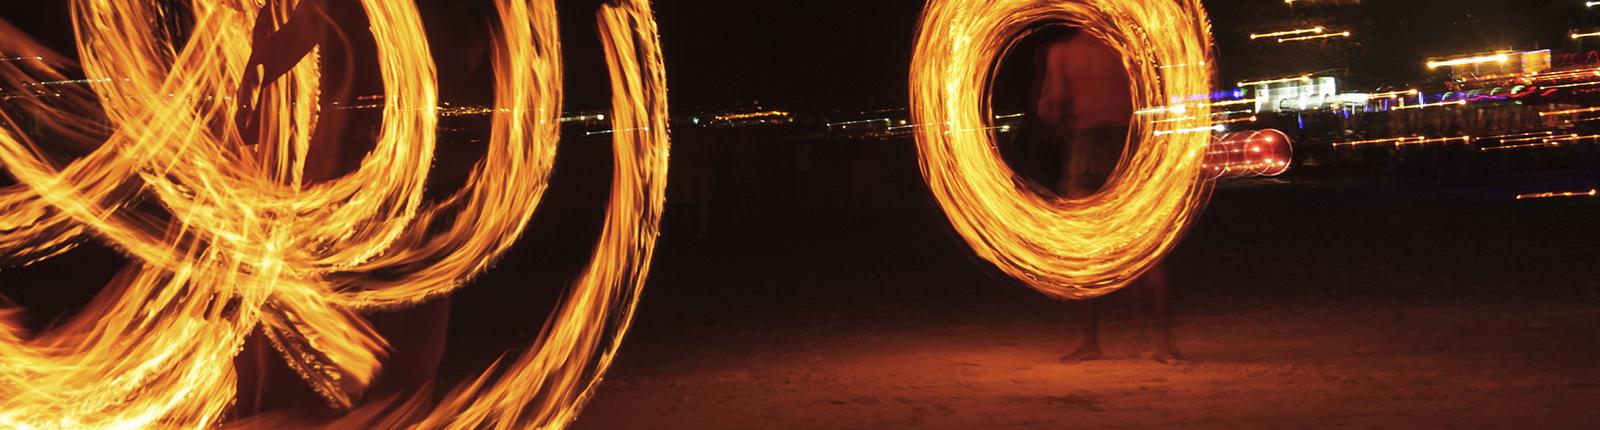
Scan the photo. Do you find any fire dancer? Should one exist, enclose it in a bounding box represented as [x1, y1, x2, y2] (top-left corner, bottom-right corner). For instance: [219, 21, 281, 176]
[1031, 29, 1182, 364]
[232, 0, 452, 415]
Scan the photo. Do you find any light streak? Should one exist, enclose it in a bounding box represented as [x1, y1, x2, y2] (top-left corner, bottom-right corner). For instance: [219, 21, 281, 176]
[1539, 106, 1600, 117]
[0, 0, 669, 428]
[1392, 99, 1467, 110]
[560, 112, 608, 123]
[21, 77, 118, 87]
[1472, 66, 1600, 84]
[1497, 134, 1563, 144]
[910, 0, 1215, 300]
[1426, 53, 1510, 69]
[1209, 98, 1258, 108]
[1152, 116, 1200, 124]
[1152, 109, 1254, 124]
[1480, 142, 1561, 151]
[585, 127, 650, 136]
[1367, 89, 1419, 99]
[1135, 99, 1253, 116]
[1480, 131, 1554, 140]
[1209, 115, 1258, 125]
[1333, 137, 1412, 148]
[1136, 104, 1192, 115]
[1277, 31, 1349, 43]
[1530, 68, 1600, 80]
[1213, 108, 1256, 116]
[826, 118, 892, 129]
[886, 122, 940, 131]
[1479, 133, 1600, 151]
[1395, 136, 1472, 147]
[1238, 74, 1312, 87]
[1516, 189, 1598, 200]
[1158, 61, 1206, 69]
[1153, 124, 1225, 136]
[1544, 81, 1600, 89]
[1333, 135, 1471, 148]
[1542, 134, 1600, 143]
[1249, 26, 1323, 40]
[1572, 31, 1600, 40]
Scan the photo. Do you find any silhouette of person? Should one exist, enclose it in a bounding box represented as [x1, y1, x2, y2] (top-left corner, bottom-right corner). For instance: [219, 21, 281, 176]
[232, 0, 452, 417]
[1029, 30, 1181, 364]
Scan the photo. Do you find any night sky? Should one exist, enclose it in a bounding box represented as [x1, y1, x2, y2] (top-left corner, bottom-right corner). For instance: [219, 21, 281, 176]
[2, 0, 1594, 109]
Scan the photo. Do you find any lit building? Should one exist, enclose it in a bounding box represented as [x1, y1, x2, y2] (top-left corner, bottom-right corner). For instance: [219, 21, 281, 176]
[1248, 76, 1368, 113]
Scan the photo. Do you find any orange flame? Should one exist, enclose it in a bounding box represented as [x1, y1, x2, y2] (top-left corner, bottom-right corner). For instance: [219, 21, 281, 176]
[909, 0, 1216, 300]
[0, 0, 668, 427]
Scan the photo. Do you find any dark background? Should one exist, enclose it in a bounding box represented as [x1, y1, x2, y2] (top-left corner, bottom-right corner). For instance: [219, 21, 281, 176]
[5, 0, 1594, 108]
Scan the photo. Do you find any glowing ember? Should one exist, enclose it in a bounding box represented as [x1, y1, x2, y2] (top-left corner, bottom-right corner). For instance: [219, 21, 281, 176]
[0, 0, 668, 427]
[909, 0, 1216, 300]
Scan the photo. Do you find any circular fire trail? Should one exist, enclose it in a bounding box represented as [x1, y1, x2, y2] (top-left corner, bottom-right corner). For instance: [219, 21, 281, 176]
[909, 0, 1217, 300]
[0, 0, 668, 428]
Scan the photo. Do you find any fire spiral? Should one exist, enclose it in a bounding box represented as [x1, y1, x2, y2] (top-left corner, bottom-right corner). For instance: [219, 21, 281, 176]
[909, 0, 1216, 300]
[0, 0, 667, 428]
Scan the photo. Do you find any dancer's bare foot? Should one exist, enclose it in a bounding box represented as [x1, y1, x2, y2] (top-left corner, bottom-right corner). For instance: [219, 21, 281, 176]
[1060, 344, 1104, 362]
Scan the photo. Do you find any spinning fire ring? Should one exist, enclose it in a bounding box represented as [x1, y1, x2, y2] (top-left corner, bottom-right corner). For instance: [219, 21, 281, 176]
[909, 0, 1217, 299]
